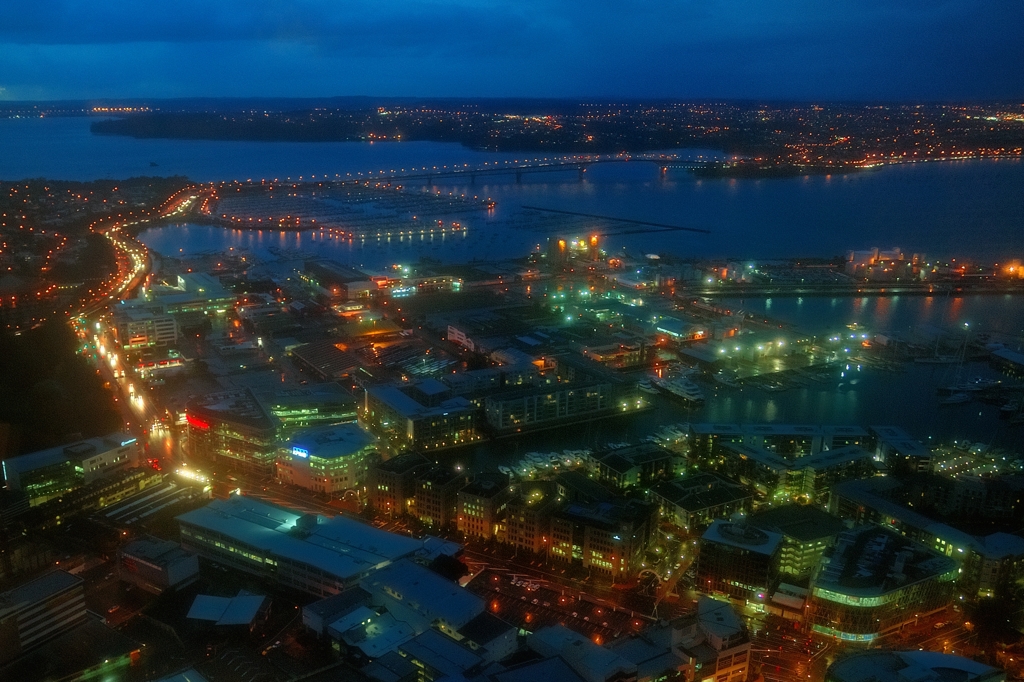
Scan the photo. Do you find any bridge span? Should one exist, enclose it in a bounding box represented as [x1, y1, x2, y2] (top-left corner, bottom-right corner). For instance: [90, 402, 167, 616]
[359, 154, 711, 184]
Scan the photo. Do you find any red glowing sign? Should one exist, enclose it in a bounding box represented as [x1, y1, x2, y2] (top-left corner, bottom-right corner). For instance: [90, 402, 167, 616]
[186, 413, 210, 430]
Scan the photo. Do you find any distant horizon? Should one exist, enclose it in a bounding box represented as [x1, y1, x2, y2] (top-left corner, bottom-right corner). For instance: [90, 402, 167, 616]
[2, 95, 1023, 109]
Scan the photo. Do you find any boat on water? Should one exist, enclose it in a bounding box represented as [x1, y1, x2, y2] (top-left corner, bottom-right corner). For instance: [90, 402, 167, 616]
[637, 380, 659, 395]
[915, 356, 959, 364]
[1002, 401, 1024, 420]
[713, 372, 740, 387]
[939, 376, 1004, 394]
[653, 376, 706, 404]
[941, 393, 971, 405]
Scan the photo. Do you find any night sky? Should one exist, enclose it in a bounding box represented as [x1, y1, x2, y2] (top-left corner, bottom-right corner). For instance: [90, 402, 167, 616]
[0, 0, 1022, 101]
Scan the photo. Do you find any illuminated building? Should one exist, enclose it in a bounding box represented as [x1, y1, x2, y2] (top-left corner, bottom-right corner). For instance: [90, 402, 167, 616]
[127, 272, 236, 316]
[118, 535, 200, 595]
[362, 381, 479, 453]
[746, 504, 846, 581]
[288, 339, 361, 381]
[186, 389, 279, 475]
[807, 526, 958, 643]
[649, 473, 752, 533]
[1, 432, 141, 506]
[696, 520, 782, 603]
[368, 452, 430, 517]
[302, 259, 372, 300]
[260, 384, 358, 434]
[414, 465, 468, 528]
[457, 473, 511, 540]
[277, 423, 379, 495]
[177, 496, 443, 597]
[15, 467, 162, 531]
[505, 481, 561, 555]
[186, 385, 358, 476]
[688, 423, 873, 465]
[0, 570, 87, 665]
[831, 476, 1024, 599]
[716, 442, 878, 505]
[484, 354, 641, 435]
[594, 442, 681, 490]
[869, 426, 933, 473]
[483, 382, 617, 432]
[548, 499, 656, 576]
[111, 308, 178, 349]
[826, 650, 1004, 682]
[991, 348, 1024, 378]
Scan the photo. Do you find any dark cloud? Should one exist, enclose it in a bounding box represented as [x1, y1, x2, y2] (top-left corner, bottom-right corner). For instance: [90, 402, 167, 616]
[0, 0, 1020, 99]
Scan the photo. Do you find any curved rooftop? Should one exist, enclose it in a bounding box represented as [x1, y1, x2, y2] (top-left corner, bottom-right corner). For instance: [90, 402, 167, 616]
[288, 423, 378, 460]
[827, 650, 1004, 682]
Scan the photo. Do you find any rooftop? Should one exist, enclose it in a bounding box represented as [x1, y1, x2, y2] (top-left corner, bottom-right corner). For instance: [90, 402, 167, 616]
[492, 657, 587, 682]
[650, 473, 750, 513]
[2, 432, 136, 476]
[186, 388, 277, 431]
[187, 592, 267, 626]
[460, 473, 510, 499]
[458, 611, 516, 645]
[366, 385, 474, 420]
[290, 339, 361, 378]
[0, 570, 81, 617]
[302, 587, 371, 624]
[176, 496, 424, 583]
[399, 628, 483, 678]
[121, 535, 196, 567]
[360, 559, 484, 630]
[748, 504, 847, 542]
[528, 624, 636, 681]
[696, 595, 746, 640]
[702, 520, 783, 556]
[288, 423, 378, 460]
[815, 526, 959, 597]
[362, 650, 419, 682]
[833, 478, 1024, 560]
[374, 452, 430, 475]
[340, 611, 415, 659]
[827, 650, 1005, 682]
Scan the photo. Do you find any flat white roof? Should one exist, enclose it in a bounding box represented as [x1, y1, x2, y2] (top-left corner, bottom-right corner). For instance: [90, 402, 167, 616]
[176, 496, 423, 582]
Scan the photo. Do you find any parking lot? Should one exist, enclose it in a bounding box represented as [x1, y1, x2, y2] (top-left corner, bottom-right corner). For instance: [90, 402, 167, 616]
[466, 567, 655, 644]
